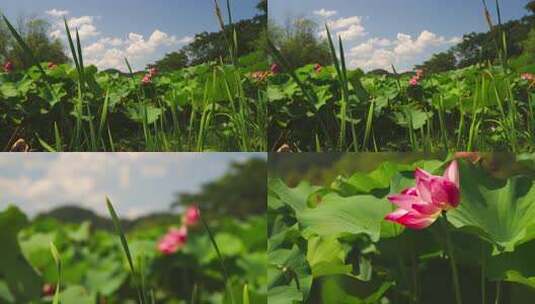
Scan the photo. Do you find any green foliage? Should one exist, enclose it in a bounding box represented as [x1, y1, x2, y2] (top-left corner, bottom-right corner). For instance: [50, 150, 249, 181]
[269, 18, 332, 70]
[427, 14, 535, 70]
[0, 61, 266, 151]
[0, 16, 69, 68]
[0, 206, 266, 303]
[448, 162, 535, 253]
[526, 1, 535, 14]
[268, 61, 535, 152]
[184, 6, 266, 67]
[523, 28, 535, 63]
[416, 51, 457, 74]
[150, 50, 188, 72]
[268, 155, 535, 303]
[1, 1, 268, 152]
[0, 207, 42, 303]
[173, 158, 267, 219]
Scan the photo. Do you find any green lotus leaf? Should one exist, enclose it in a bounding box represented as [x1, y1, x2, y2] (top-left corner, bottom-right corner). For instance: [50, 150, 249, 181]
[268, 178, 320, 213]
[268, 245, 312, 302]
[448, 162, 535, 253]
[298, 193, 392, 242]
[0, 206, 42, 303]
[306, 236, 353, 278]
[487, 240, 535, 288]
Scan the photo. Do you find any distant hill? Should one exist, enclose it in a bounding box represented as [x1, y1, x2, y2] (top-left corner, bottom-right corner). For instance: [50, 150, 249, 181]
[34, 205, 179, 231]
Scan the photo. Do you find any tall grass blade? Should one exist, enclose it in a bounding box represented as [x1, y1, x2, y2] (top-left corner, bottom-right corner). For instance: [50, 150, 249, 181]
[50, 242, 61, 304]
[191, 284, 199, 304]
[36, 133, 57, 152]
[54, 122, 62, 152]
[242, 284, 250, 304]
[106, 197, 146, 304]
[63, 18, 81, 74]
[199, 210, 235, 304]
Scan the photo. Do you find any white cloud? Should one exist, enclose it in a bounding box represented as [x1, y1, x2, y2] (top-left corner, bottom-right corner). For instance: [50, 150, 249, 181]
[328, 16, 362, 31]
[140, 165, 167, 178]
[84, 41, 106, 57]
[313, 9, 337, 18]
[102, 37, 124, 46]
[126, 30, 178, 56]
[46, 9, 69, 18]
[350, 38, 392, 58]
[178, 36, 194, 44]
[119, 165, 130, 189]
[346, 30, 458, 71]
[67, 16, 93, 28]
[64, 16, 100, 39]
[44, 9, 191, 71]
[307, 7, 460, 72]
[393, 30, 449, 56]
[86, 48, 125, 70]
[49, 29, 62, 39]
[337, 24, 366, 40]
[350, 49, 397, 71]
[320, 16, 367, 41]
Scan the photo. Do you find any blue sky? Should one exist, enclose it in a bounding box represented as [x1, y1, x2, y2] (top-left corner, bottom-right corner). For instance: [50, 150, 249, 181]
[0, 0, 261, 71]
[270, 0, 530, 71]
[0, 153, 266, 219]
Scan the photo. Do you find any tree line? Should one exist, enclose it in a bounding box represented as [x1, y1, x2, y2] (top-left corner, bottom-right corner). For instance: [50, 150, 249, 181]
[417, 2, 535, 73]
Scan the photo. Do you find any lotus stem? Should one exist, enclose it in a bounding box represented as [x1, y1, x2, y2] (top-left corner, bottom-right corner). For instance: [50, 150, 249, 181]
[494, 281, 501, 304]
[440, 213, 462, 304]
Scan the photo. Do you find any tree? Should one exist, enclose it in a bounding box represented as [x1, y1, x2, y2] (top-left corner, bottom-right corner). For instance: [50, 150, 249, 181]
[171, 158, 266, 219]
[270, 18, 332, 69]
[527, 1, 535, 14]
[185, 16, 265, 66]
[148, 0, 267, 69]
[256, 0, 267, 14]
[416, 51, 457, 74]
[180, 0, 266, 66]
[524, 28, 535, 61]
[150, 50, 188, 72]
[446, 14, 535, 68]
[0, 16, 69, 68]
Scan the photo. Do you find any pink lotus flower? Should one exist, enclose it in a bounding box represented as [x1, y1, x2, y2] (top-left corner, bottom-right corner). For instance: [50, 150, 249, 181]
[183, 205, 200, 227]
[149, 67, 158, 77]
[385, 160, 460, 229]
[271, 63, 281, 74]
[157, 226, 188, 255]
[3, 61, 13, 73]
[409, 76, 419, 86]
[42, 283, 55, 296]
[314, 63, 322, 73]
[521, 73, 534, 82]
[415, 69, 424, 79]
[141, 74, 152, 85]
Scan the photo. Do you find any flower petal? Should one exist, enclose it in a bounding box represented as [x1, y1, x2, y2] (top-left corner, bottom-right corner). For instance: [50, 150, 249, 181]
[416, 176, 433, 203]
[429, 178, 460, 208]
[384, 208, 409, 221]
[385, 208, 439, 230]
[387, 193, 421, 210]
[402, 187, 418, 196]
[415, 168, 432, 182]
[443, 160, 459, 187]
[412, 202, 442, 215]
